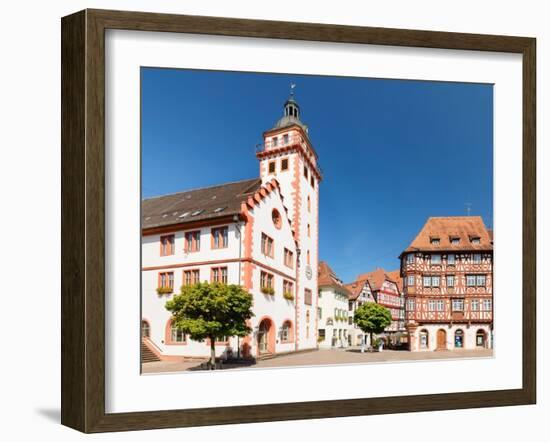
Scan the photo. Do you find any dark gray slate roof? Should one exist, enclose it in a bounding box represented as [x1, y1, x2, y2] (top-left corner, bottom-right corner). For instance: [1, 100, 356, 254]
[272, 114, 309, 132]
[142, 178, 262, 230]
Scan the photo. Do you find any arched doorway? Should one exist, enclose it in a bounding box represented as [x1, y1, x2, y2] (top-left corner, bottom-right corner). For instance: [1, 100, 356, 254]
[141, 320, 150, 338]
[419, 329, 429, 350]
[257, 318, 275, 356]
[436, 329, 447, 350]
[476, 329, 486, 348]
[454, 329, 464, 348]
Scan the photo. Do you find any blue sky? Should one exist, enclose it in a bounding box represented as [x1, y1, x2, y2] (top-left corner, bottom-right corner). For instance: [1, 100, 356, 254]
[141, 68, 493, 283]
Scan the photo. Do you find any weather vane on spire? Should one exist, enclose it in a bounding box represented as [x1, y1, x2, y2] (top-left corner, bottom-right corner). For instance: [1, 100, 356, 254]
[290, 82, 296, 97]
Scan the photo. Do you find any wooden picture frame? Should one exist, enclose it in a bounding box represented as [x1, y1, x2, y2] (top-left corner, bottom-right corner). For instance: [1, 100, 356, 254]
[61, 8, 536, 433]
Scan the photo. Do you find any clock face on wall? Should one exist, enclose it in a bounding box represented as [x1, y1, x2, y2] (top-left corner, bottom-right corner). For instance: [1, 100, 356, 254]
[305, 265, 312, 280]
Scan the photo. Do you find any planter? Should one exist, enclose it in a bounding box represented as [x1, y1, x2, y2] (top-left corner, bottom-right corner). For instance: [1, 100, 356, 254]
[156, 286, 173, 295]
[261, 286, 275, 295]
[283, 292, 294, 301]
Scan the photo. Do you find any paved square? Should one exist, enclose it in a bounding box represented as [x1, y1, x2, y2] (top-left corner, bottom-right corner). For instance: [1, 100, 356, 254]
[142, 347, 493, 374]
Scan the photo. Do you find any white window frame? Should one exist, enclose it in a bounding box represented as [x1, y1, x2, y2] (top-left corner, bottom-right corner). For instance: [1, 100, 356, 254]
[476, 274, 486, 286]
[446, 275, 455, 287]
[452, 299, 464, 311]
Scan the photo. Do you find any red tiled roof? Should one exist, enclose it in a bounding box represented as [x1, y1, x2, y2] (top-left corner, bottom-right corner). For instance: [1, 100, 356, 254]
[402, 216, 492, 253]
[357, 268, 400, 293]
[386, 270, 403, 292]
[343, 280, 371, 301]
[318, 261, 352, 296]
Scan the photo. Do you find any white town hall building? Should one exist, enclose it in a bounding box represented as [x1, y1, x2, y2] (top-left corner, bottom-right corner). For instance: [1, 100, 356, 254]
[141, 92, 321, 361]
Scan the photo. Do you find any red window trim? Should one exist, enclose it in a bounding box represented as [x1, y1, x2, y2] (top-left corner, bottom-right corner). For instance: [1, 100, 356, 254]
[160, 234, 175, 256]
[158, 271, 174, 289]
[284, 248, 294, 269]
[184, 230, 201, 253]
[182, 268, 200, 286]
[165, 319, 187, 346]
[261, 232, 275, 258]
[211, 226, 229, 249]
[210, 266, 228, 284]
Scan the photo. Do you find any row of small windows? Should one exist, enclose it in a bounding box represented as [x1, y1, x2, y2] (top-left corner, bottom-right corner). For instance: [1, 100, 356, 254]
[268, 157, 289, 173]
[407, 298, 492, 312]
[271, 134, 290, 148]
[416, 274, 487, 288]
[160, 227, 229, 256]
[406, 252, 489, 265]
[333, 308, 348, 319]
[267, 156, 316, 189]
[429, 236, 481, 246]
[157, 267, 229, 292]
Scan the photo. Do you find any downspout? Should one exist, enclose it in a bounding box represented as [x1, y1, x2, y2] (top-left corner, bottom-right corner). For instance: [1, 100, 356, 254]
[233, 214, 242, 358]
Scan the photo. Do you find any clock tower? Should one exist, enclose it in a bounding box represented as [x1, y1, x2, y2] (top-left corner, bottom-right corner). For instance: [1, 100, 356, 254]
[256, 88, 321, 349]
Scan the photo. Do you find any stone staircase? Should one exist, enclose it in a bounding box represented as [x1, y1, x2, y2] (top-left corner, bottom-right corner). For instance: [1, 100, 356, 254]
[141, 339, 161, 363]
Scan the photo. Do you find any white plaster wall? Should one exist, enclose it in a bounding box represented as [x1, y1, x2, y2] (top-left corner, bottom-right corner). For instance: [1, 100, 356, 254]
[248, 188, 298, 355]
[296, 155, 319, 349]
[318, 287, 352, 348]
[142, 222, 241, 267]
[142, 262, 242, 357]
[259, 134, 319, 351]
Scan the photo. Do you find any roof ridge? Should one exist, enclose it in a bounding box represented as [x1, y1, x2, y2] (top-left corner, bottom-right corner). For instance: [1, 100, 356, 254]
[142, 177, 260, 201]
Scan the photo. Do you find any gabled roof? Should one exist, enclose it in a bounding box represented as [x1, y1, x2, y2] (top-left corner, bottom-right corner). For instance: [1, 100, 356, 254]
[402, 216, 493, 253]
[318, 261, 352, 296]
[357, 268, 399, 292]
[343, 279, 372, 301]
[142, 178, 261, 230]
[386, 270, 403, 292]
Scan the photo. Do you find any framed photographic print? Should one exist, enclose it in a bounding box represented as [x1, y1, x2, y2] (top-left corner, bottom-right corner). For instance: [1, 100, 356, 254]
[61, 9, 536, 433]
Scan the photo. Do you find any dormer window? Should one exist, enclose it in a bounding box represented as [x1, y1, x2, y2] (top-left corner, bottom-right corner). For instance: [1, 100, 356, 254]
[430, 237, 440, 246]
[450, 236, 460, 245]
[470, 236, 481, 244]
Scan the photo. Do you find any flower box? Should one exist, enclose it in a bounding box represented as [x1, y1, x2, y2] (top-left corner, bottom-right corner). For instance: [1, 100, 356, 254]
[156, 286, 173, 295]
[283, 291, 294, 301]
[261, 286, 275, 295]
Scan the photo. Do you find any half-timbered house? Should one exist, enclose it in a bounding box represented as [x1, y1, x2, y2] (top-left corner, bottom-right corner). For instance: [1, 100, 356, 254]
[344, 279, 376, 346]
[400, 216, 493, 351]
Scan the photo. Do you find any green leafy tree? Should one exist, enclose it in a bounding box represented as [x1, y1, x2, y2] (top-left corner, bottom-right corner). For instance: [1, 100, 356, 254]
[353, 302, 392, 348]
[165, 282, 254, 368]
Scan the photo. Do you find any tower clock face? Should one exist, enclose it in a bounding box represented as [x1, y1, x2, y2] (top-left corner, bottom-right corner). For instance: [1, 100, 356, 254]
[305, 265, 312, 280]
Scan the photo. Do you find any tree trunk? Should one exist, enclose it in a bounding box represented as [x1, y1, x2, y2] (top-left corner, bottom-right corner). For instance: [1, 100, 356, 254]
[370, 332, 374, 351]
[210, 337, 216, 369]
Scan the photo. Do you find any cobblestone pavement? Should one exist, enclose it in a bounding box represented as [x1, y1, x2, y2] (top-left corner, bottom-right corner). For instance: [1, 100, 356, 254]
[142, 347, 493, 374]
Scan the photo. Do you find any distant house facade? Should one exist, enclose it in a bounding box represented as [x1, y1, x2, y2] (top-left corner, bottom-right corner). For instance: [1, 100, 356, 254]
[317, 262, 352, 348]
[141, 94, 321, 361]
[344, 279, 376, 346]
[356, 269, 406, 339]
[400, 216, 494, 351]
